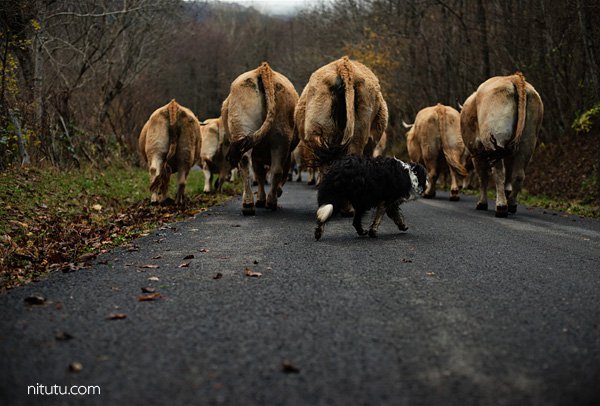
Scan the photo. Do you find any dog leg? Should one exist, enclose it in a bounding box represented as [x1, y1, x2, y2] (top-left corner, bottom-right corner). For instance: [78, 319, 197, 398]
[352, 209, 368, 236]
[386, 201, 408, 232]
[368, 202, 386, 238]
[315, 204, 333, 241]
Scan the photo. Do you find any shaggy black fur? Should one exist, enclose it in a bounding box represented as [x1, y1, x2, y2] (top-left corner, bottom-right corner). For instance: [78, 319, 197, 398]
[315, 155, 427, 240]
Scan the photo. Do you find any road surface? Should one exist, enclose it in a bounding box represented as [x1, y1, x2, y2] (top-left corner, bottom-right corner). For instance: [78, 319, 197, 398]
[1, 181, 599, 405]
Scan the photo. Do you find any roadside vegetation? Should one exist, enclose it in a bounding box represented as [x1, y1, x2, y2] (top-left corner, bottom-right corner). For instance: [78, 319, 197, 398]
[0, 165, 239, 290]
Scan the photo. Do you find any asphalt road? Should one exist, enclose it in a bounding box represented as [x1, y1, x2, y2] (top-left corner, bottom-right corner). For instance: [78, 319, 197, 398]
[1, 180, 600, 406]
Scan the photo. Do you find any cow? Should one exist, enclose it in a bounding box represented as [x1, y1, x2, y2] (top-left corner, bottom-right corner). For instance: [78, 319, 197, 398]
[222, 62, 299, 215]
[403, 104, 467, 200]
[460, 72, 544, 217]
[138, 99, 201, 205]
[199, 117, 232, 193]
[295, 56, 388, 162]
[373, 131, 388, 157]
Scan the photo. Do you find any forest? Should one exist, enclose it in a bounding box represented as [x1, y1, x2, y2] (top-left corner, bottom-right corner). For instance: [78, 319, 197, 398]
[1, 0, 599, 199]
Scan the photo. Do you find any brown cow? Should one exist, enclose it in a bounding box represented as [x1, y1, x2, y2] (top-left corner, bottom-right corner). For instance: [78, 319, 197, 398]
[139, 99, 201, 205]
[199, 117, 232, 193]
[295, 56, 388, 161]
[460, 72, 544, 217]
[404, 104, 467, 200]
[222, 62, 299, 215]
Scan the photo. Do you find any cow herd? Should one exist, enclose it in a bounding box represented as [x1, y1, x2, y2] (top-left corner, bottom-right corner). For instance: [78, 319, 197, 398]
[139, 56, 544, 233]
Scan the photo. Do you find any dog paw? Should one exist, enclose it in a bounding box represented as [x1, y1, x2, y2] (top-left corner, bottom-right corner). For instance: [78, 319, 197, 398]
[368, 229, 377, 238]
[398, 225, 408, 232]
[508, 204, 517, 214]
[314, 227, 323, 241]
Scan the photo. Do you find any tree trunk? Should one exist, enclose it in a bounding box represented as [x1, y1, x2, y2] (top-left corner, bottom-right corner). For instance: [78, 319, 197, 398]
[476, 0, 491, 78]
[9, 110, 31, 167]
[576, 0, 600, 99]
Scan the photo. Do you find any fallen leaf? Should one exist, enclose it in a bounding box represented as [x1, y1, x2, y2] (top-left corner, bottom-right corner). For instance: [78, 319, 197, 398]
[244, 267, 262, 278]
[107, 313, 127, 320]
[281, 360, 300, 374]
[253, 260, 259, 264]
[152, 255, 162, 259]
[213, 273, 223, 280]
[148, 276, 160, 281]
[77, 252, 97, 262]
[138, 292, 162, 301]
[140, 264, 160, 269]
[141, 287, 156, 293]
[24, 295, 46, 305]
[199, 248, 209, 253]
[183, 254, 194, 260]
[69, 362, 83, 372]
[401, 258, 413, 263]
[426, 272, 435, 276]
[178, 261, 191, 268]
[55, 331, 74, 341]
[91, 204, 102, 212]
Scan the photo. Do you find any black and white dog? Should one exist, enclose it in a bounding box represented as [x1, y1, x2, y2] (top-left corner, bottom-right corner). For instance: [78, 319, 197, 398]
[314, 156, 427, 240]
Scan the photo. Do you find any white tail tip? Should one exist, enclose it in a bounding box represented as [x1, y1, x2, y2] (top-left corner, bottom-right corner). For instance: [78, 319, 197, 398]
[316, 204, 334, 223]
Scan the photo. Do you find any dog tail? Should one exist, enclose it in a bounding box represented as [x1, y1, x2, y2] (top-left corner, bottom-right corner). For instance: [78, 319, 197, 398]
[316, 204, 334, 224]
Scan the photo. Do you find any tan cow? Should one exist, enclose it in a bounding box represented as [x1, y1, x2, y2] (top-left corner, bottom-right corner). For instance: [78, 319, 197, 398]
[222, 62, 299, 215]
[139, 99, 201, 205]
[404, 104, 467, 200]
[295, 56, 388, 162]
[199, 117, 232, 193]
[460, 72, 544, 217]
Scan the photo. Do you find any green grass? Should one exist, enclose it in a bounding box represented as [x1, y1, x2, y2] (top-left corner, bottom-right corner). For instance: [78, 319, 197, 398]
[0, 164, 239, 289]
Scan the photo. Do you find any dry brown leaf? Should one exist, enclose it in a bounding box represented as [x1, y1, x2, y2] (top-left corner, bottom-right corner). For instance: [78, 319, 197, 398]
[138, 292, 162, 301]
[141, 287, 156, 293]
[178, 261, 191, 268]
[140, 264, 160, 269]
[199, 248, 209, 253]
[281, 360, 300, 373]
[152, 255, 162, 259]
[148, 276, 160, 281]
[244, 267, 262, 278]
[213, 273, 223, 280]
[107, 313, 127, 320]
[69, 362, 83, 372]
[183, 254, 194, 260]
[24, 295, 46, 305]
[426, 272, 435, 276]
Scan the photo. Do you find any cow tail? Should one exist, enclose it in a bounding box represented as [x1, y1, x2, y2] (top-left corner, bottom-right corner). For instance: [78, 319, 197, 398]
[253, 62, 276, 143]
[512, 72, 527, 145]
[437, 104, 467, 177]
[166, 99, 179, 162]
[338, 56, 355, 148]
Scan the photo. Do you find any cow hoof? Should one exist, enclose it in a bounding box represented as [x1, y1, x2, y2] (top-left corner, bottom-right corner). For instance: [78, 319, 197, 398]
[266, 201, 278, 211]
[508, 204, 517, 214]
[476, 202, 488, 211]
[242, 203, 255, 216]
[495, 205, 509, 218]
[449, 195, 460, 202]
[255, 200, 266, 208]
[423, 192, 436, 199]
[368, 229, 377, 238]
[398, 225, 409, 232]
[276, 187, 283, 198]
[307, 179, 316, 186]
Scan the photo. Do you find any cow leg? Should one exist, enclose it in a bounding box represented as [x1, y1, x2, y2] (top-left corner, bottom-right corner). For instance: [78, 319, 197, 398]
[352, 208, 368, 236]
[386, 200, 408, 232]
[202, 162, 213, 193]
[492, 160, 508, 217]
[424, 161, 438, 199]
[368, 202, 386, 238]
[474, 157, 490, 210]
[307, 168, 316, 185]
[448, 167, 461, 201]
[507, 166, 526, 214]
[239, 153, 255, 216]
[267, 145, 288, 210]
[253, 162, 268, 208]
[175, 168, 189, 206]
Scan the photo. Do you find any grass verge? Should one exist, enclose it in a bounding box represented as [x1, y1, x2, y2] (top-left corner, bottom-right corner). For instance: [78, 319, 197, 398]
[0, 164, 240, 290]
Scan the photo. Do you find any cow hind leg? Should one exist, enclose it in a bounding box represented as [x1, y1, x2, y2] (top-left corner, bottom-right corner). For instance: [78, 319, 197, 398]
[253, 163, 268, 208]
[239, 154, 255, 216]
[492, 160, 508, 217]
[474, 158, 490, 211]
[448, 168, 461, 201]
[424, 163, 438, 199]
[202, 162, 213, 193]
[175, 169, 189, 206]
[507, 168, 526, 214]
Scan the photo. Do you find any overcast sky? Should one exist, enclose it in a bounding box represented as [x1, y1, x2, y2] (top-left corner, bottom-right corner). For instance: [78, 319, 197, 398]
[219, 0, 326, 15]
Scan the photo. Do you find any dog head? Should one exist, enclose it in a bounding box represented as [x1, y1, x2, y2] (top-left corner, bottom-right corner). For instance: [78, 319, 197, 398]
[409, 162, 428, 196]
